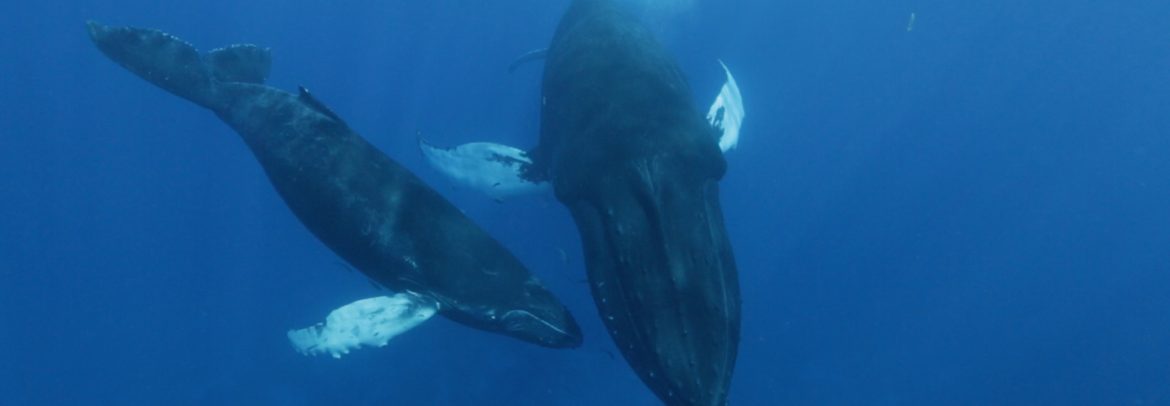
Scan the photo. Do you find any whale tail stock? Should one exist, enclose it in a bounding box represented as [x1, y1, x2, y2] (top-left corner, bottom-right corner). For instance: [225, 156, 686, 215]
[86, 21, 271, 110]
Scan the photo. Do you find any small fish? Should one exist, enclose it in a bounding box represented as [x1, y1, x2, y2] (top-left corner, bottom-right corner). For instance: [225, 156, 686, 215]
[907, 12, 916, 32]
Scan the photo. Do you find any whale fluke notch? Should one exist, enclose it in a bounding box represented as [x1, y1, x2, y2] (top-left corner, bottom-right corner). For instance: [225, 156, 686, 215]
[207, 44, 271, 84]
[288, 294, 438, 359]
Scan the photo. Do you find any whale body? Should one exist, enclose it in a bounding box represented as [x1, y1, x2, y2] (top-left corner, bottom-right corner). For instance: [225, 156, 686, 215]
[87, 22, 582, 349]
[536, 2, 742, 404]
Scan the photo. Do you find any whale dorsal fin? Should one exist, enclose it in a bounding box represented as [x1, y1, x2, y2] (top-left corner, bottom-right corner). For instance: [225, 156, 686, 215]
[207, 44, 271, 84]
[297, 86, 346, 124]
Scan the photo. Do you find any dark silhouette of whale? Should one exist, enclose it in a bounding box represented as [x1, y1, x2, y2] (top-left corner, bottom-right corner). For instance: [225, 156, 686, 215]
[531, 1, 742, 404]
[86, 22, 582, 349]
[421, 2, 744, 402]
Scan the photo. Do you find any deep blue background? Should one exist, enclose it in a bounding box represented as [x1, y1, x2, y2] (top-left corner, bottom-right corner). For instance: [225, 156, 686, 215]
[2, 0, 1169, 404]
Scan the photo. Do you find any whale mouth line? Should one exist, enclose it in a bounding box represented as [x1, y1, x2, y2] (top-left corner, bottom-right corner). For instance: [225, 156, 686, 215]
[501, 309, 570, 337]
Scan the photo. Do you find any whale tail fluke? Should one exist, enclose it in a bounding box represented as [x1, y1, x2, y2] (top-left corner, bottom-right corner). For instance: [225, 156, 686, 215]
[206, 45, 271, 84]
[86, 21, 270, 110]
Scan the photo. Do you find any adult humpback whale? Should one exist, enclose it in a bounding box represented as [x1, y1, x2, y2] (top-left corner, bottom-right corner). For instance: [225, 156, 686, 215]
[86, 22, 582, 350]
[539, 2, 742, 403]
[427, 1, 742, 404]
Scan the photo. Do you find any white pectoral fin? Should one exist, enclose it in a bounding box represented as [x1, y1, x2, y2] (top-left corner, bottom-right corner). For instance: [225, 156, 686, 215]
[287, 293, 437, 359]
[707, 60, 745, 153]
[419, 138, 550, 200]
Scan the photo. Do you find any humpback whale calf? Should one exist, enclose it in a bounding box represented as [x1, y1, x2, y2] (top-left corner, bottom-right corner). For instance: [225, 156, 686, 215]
[86, 22, 582, 350]
[425, 1, 743, 404]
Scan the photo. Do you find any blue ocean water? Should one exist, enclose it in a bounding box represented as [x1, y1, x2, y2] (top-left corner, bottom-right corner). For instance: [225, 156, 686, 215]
[2, 0, 1169, 404]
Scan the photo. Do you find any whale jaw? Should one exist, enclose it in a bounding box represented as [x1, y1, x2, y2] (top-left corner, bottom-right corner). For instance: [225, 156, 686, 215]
[566, 155, 740, 406]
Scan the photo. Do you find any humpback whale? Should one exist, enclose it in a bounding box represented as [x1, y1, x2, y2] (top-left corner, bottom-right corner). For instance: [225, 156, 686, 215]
[424, 1, 743, 404]
[86, 22, 582, 350]
[538, 2, 743, 403]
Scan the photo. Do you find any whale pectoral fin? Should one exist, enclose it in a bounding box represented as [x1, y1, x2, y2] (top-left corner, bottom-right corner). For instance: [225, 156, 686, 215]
[418, 138, 550, 200]
[287, 293, 437, 359]
[706, 60, 745, 153]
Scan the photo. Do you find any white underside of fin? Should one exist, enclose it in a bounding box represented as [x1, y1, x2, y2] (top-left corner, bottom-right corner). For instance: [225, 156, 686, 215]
[419, 139, 550, 200]
[707, 60, 744, 152]
[287, 293, 437, 359]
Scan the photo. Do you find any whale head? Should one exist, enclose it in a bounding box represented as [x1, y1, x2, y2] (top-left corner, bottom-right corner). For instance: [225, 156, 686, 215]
[559, 134, 741, 404]
[427, 276, 584, 349]
[493, 282, 585, 348]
